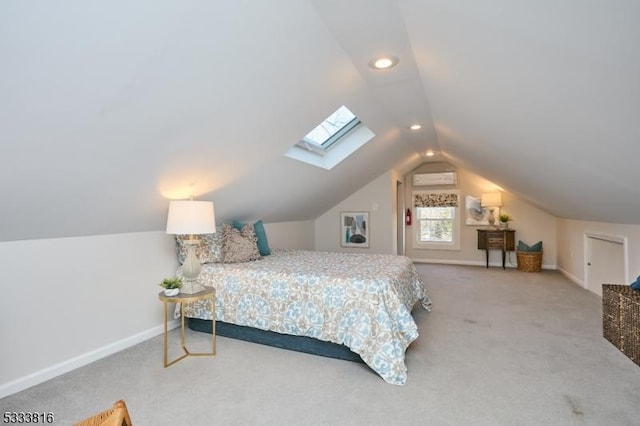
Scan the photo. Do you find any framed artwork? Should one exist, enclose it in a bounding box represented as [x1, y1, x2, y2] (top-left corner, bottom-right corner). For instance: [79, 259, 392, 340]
[465, 196, 499, 226]
[341, 211, 369, 248]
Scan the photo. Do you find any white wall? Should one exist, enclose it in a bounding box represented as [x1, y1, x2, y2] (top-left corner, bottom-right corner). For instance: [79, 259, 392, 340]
[557, 219, 640, 288]
[0, 231, 177, 398]
[0, 220, 316, 398]
[312, 164, 557, 267]
[404, 164, 558, 268]
[263, 220, 314, 250]
[314, 170, 398, 254]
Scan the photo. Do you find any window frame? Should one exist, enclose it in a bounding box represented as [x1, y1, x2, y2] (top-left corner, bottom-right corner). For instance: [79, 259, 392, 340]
[296, 106, 361, 156]
[412, 190, 461, 251]
[285, 105, 374, 170]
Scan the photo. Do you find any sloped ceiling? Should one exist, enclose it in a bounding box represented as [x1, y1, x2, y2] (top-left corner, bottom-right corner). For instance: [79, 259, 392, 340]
[1, 0, 639, 242]
[401, 0, 640, 224]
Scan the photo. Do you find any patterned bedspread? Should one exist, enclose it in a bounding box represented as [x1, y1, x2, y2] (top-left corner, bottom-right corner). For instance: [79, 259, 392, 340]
[179, 249, 431, 385]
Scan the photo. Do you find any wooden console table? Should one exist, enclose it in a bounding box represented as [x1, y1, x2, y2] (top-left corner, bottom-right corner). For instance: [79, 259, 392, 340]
[477, 229, 515, 269]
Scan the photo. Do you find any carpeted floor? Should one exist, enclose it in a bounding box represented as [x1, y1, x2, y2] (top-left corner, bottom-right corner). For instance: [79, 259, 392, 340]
[2, 264, 639, 425]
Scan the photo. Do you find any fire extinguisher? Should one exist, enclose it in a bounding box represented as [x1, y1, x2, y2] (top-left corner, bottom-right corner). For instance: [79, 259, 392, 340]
[406, 208, 412, 226]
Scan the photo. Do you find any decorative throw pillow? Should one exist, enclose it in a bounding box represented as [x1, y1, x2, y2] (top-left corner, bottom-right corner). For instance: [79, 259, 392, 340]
[175, 226, 223, 264]
[222, 223, 261, 263]
[232, 219, 271, 256]
[517, 240, 543, 252]
[631, 276, 640, 290]
[529, 241, 543, 252]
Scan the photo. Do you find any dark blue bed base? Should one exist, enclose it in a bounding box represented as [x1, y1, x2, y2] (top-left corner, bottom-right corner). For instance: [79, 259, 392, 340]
[187, 318, 364, 364]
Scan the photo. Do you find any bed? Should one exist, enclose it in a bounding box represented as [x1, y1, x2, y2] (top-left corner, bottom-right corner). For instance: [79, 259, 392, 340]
[177, 248, 431, 385]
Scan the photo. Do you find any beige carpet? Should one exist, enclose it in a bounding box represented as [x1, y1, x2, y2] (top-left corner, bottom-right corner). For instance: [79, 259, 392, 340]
[2, 264, 639, 425]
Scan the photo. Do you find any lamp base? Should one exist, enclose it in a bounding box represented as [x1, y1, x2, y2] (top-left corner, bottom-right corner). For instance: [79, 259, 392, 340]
[180, 280, 204, 294]
[180, 241, 204, 294]
[487, 208, 496, 226]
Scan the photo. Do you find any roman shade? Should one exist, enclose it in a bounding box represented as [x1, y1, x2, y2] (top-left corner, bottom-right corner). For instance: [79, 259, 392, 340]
[414, 192, 459, 208]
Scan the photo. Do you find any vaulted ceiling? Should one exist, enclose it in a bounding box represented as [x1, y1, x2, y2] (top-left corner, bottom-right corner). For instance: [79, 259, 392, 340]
[2, 0, 639, 242]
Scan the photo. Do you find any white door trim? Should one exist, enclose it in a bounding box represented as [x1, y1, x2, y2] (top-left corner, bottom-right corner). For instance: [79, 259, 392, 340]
[583, 231, 629, 293]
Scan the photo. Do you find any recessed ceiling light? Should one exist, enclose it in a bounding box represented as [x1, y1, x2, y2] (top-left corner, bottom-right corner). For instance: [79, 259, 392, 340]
[425, 150, 435, 157]
[368, 56, 399, 70]
[410, 124, 422, 130]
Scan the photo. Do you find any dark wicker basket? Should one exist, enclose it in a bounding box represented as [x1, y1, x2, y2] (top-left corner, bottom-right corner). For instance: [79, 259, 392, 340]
[516, 250, 542, 272]
[602, 284, 640, 367]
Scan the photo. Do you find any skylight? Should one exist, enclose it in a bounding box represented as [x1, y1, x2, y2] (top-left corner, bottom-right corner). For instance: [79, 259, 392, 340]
[301, 105, 360, 152]
[285, 105, 374, 170]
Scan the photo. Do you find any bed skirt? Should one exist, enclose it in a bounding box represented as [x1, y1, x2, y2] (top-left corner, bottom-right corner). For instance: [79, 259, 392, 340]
[188, 318, 364, 364]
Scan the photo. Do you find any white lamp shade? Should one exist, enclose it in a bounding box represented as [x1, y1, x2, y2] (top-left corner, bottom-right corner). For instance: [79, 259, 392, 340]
[481, 192, 502, 208]
[166, 200, 216, 235]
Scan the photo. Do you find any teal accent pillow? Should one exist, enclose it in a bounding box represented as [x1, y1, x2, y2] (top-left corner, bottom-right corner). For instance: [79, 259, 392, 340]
[530, 241, 543, 252]
[517, 240, 543, 252]
[253, 220, 271, 256]
[233, 219, 271, 256]
[631, 276, 640, 290]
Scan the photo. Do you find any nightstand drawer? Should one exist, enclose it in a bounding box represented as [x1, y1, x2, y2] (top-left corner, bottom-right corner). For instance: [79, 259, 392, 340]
[487, 232, 505, 239]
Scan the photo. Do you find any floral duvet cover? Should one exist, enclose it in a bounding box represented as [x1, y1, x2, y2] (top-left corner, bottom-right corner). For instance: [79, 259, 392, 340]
[180, 249, 431, 385]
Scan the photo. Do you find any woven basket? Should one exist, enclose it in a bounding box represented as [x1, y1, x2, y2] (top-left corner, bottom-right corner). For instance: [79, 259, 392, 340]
[602, 284, 640, 367]
[516, 250, 542, 272]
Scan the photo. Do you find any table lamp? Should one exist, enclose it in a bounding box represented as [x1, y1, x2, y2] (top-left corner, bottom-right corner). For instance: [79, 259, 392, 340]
[166, 200, 216, 294]
[481, 192, 502, 227]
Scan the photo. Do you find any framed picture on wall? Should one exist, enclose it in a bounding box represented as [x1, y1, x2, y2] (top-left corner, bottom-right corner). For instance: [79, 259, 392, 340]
[340, 211, 369, 248]
[465, 196, 498, 225]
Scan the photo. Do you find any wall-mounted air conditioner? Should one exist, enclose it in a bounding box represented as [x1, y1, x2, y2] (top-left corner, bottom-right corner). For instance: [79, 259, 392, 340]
[413, 171, 457, 186]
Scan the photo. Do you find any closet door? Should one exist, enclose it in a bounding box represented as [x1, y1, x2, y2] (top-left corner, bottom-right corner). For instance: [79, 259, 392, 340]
[586, 234, 626, 297]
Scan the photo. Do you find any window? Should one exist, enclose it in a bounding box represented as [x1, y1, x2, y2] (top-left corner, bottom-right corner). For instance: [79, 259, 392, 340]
[417, 206, 455, 242]
[413, 190, 460, 250]
[299, 105, 360, 154]
[284, 105, 374, 170]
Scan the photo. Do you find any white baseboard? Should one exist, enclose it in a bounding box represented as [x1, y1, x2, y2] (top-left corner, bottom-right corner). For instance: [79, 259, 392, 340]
[411, 258, 557, 270]
[411, 258, 491, 267]
[557, 266, 585, 288]
[0, 320, 179, 399]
